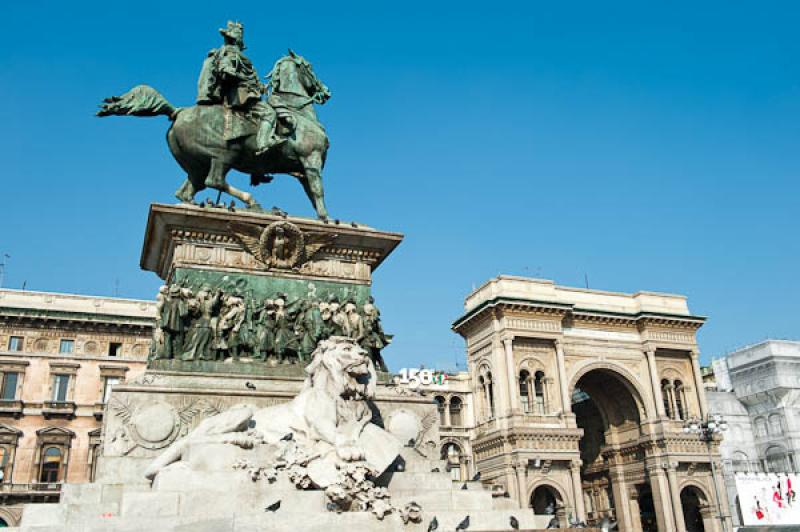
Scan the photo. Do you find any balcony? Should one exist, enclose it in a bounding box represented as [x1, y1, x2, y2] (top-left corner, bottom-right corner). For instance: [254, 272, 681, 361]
[93, 402, 106, 420]
[42, 401, 77, 419]
[0, 400, 24, 419]
[0, 482, 61, 504]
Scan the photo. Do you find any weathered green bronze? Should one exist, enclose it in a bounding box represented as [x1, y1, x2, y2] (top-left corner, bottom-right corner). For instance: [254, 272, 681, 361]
[97, 21, 332, 219]
[150, 273, 388, 372]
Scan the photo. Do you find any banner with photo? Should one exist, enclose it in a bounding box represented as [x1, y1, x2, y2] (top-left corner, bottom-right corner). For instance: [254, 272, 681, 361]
[736, 473, 800, 526]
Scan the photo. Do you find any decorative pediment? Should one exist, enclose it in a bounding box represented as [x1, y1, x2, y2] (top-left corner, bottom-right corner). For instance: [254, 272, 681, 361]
[0, 423, 22, 445]
[36, 426, 76, 444]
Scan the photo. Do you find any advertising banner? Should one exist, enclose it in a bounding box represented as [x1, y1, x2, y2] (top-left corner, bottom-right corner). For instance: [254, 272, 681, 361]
[735, 473, 800, 526]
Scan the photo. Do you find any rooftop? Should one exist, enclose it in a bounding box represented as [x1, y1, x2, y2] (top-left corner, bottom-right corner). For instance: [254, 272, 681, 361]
[463, 275, 694, 317]
[0, 288, 155, 321]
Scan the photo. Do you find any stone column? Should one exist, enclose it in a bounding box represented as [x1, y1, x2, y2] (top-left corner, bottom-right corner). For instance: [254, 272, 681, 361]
[666, 463, 686, 532]
[648, 464, 676, 532]
[491, 329, 510, 417]
[443, 397, 452, 427]
[711, 458, 731, 532]
[646, 350, 666, 418]
[514, 462, 528, 509]
[554, 340, 571, 415]
[627, 487, 643, 532]
[609, 465, 633, 531]
[503, 337, 519, 415]
[690, 350, 708, 419]
[544, 377, 553, 414]
[570, 459, 586, 521]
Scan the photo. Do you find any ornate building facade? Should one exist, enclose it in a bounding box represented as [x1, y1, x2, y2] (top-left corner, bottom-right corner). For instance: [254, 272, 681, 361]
[439, 275, 729, 532]
[0, 289, 153, 526]
[708, 340, 800, 527]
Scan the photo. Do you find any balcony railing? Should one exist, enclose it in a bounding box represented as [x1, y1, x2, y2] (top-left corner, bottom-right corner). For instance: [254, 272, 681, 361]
[42, 401, 77, 419]
[0, 482, 61, 494]
[0, 400, 24, 419]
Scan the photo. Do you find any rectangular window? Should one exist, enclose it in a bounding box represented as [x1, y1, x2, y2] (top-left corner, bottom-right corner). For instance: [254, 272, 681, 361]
[52, 375, 70, 402]
[102, 377, 120, 403]
[0, 373, 18, 401]
[7, 336, 23, 352]
[108, 343, 122, 357]
[58, 340, 74, 354]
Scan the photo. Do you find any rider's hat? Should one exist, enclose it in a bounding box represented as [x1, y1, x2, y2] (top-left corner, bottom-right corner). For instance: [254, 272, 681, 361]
[219, 21, 244, 48]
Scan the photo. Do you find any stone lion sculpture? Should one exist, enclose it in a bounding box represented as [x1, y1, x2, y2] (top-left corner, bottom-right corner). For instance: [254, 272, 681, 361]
[144, 336, 400, 487]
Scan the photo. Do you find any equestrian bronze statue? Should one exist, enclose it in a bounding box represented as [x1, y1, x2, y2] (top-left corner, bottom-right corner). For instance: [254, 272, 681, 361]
[97, 22, 332, 220]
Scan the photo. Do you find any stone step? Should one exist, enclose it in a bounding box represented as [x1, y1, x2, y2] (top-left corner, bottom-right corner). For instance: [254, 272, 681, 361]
[386, 472, 454, 491]
[390, 489, 494, 511]
[63, 502, 121, 527]
[120, 491, 181, 519]
[178, 488, 326, 518]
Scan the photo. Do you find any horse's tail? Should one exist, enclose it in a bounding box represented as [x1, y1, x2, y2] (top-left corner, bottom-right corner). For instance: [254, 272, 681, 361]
[96, 84, 179, 121]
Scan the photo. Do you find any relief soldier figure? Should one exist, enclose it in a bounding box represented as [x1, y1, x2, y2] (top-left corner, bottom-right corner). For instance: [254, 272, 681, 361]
[182, 286, 221, 361]
[149, 282, 390, 370]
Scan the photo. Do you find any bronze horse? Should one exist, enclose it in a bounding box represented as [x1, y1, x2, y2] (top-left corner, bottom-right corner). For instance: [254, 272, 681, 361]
[97, 51, 331, 219]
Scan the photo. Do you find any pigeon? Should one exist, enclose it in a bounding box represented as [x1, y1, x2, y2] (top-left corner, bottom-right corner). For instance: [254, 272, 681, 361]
[245, 382, 256, 390]
[427, 516, 439, 532]
[350, 222, 358, 228]
[471, 472, 481, 481]
[461, 483, 468, 490]
[598, 517, 618, 532]
[431, 467, 440, 473]
[264, 500, 280, 512]
[334, 219, 341, 225]
[280, 433, 293, 441]
[509, 516, 519, 530]
[455, 515, 470, 530]
[406, 438, 416, 447]
[228, 200, 236, 211]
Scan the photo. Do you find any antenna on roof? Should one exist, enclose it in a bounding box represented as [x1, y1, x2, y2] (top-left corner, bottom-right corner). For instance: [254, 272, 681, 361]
[584, 273, 589, 289]
[0, 254, 10, 288]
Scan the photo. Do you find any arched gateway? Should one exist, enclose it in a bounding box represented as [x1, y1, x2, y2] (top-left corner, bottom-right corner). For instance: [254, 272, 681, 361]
[572, 367, 645, 527]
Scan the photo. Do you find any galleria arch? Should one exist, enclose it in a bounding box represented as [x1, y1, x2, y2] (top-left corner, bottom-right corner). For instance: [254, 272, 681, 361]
[453, 276, 731, 531]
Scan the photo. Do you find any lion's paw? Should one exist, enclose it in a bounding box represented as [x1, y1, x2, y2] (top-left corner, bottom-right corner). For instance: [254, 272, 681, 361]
[337, 445, 365, 462]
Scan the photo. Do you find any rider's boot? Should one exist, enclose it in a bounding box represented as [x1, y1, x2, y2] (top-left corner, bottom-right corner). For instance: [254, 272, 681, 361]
[254, 119, 284, 157]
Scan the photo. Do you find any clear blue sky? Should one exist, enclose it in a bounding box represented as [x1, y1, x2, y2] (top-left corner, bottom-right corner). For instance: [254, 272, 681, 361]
[2, 1, 798, 370]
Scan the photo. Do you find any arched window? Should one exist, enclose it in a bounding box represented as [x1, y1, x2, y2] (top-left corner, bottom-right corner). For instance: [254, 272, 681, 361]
[769, 414, 784, 436]
[519, 370, 532, 413]
[486, 372, 495, 418]
[449, 396, 463, 427]
[674, 380, 686, 420]
[435, 396, 446, 426]
[661, 379, 674, 418]
[531, 485, 560, 515]
[39, 446, 63, 483]
[441, 442, 463, 480]
[732, 451, 750, 472]
[766, 446, 788, 473]
[478, 375, 486, 419]
[534, 370, 546, 414]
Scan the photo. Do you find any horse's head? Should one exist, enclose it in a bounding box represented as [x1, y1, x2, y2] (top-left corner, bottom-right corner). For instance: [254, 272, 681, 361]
[269, 49, 330, 104]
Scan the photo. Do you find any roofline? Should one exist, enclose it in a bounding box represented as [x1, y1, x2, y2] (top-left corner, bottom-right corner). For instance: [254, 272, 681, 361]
[0, 288, 154, 306]
[452, 295, 706, 332]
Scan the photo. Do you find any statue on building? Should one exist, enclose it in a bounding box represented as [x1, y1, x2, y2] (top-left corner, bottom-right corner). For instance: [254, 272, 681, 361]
[97, 22, 332, 220]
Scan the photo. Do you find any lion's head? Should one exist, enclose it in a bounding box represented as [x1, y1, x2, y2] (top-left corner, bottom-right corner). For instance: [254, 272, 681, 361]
[305, 336, 376, 400]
